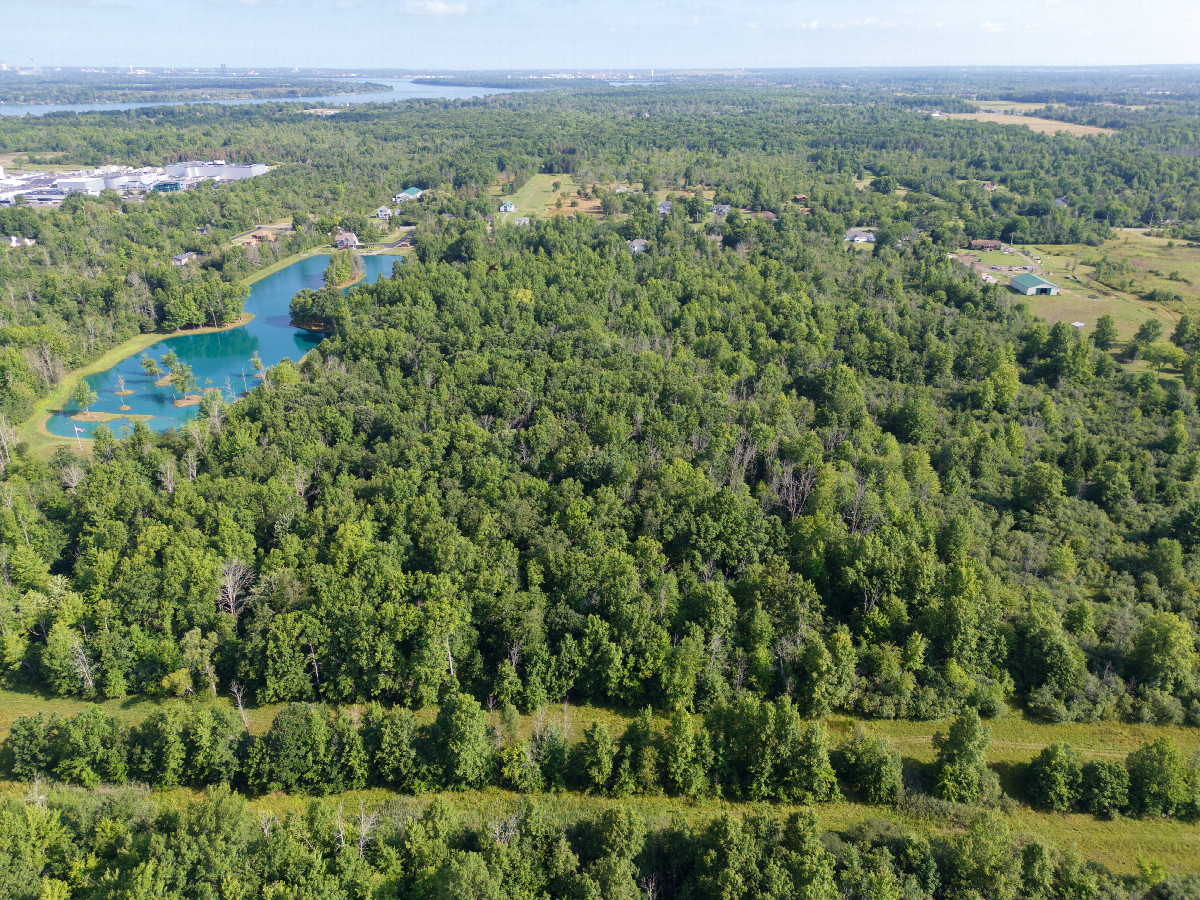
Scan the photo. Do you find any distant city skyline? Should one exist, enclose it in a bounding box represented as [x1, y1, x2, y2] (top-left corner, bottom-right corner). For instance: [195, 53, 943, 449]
[1, 0, 1196, 70]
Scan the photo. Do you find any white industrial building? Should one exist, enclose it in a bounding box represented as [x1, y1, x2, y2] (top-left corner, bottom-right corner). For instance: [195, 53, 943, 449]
[163, 160, 269, 180]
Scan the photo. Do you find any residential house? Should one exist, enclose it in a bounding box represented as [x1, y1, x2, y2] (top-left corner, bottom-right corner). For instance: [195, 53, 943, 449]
[627, 239, 649, 254]
[499, 200, 517, 213]
[393, 187, 423, 203]
[171, 252, 197, 266]
[513, 217, 531, 226]
[970, 239, 1003, 251]
[844, 228, 876, 243]
[335, 233, 360, 250]
[712, 204, 732, 218]
[657, 201, 673, 215]
[376, 206, 393, 220]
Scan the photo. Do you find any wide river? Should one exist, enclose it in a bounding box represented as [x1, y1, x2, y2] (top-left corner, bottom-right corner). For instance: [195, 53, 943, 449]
[0, 78, 516, 117]
[47, 253, 397, 439]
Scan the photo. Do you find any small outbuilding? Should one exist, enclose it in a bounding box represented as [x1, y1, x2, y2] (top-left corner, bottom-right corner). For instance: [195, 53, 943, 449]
[1010, 273, 1060, 296]
[171, 252, 197, 266]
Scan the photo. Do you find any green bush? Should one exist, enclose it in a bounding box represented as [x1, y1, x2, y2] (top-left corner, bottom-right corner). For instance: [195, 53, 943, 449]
[1027, 743, 1083, 812]
[837, 728, 903, 804]
[1080, 759, 1129, 818]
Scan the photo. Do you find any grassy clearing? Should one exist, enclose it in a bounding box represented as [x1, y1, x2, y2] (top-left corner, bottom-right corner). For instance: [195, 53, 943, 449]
[2, 687, 1199, 873]
[1021, 232, 1200, 337]
[964, 100, 1050, 114]
[488, 174, 580, 222]
[947, 112, 1114, 137]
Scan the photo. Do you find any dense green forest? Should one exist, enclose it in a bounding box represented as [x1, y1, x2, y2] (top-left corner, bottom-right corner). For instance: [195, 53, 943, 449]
[3, 74, 1200, 896]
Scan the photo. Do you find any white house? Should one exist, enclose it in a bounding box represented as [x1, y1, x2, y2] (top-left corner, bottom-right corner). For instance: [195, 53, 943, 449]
[627, 239, 649, 253]
[335, 233, 360, 250]
[499, 200, 517, 213]
[376, 207, 393, 220]
[844, 228, 876, 243]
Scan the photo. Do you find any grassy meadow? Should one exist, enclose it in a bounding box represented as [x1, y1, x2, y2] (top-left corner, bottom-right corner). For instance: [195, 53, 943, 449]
[1022, 231, 1200, 338]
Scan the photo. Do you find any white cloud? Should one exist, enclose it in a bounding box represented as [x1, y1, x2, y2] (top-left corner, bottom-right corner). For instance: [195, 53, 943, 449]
[981, 21, 1004, 32]
[404, 0, 467, 15]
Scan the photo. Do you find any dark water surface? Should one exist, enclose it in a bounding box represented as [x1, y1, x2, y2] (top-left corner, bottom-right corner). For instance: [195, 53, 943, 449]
[48, 253, 397, 439]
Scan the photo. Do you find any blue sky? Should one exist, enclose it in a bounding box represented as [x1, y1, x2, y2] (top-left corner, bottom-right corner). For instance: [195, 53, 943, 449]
[1, 0, 1196, 70]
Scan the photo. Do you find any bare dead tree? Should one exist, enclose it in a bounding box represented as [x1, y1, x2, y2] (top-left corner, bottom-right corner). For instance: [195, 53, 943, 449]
[771, 462, 819, 520]
[357, 802, 379, 859]
[60, 463, 84, 493]
[307, 641, 322, 688]
[0, 414, 15, 467]
[728, 427, 755, 488]
[25, 775, 47, 808]
[158, 460, 177, 494]
[505, 639, 524, 669]
[217, 558, 255, 621]
[335, 801, 347, 850]
[259, 812, 274, 839]
[293, 465, 310, 499]
[229, 682, 249, 729]
[70, 634, 95, 693]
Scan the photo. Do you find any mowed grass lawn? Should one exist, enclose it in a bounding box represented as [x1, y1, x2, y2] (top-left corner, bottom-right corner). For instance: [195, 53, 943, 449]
[489, 174, 582, 222]
[3, 686, 1200, 872]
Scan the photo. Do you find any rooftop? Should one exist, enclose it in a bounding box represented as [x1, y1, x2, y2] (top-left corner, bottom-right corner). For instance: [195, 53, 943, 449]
[1011, 273, 1057, 290]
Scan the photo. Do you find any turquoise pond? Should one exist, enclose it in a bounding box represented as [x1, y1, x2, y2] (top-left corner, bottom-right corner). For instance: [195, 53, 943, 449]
[48, 253, 399, 439]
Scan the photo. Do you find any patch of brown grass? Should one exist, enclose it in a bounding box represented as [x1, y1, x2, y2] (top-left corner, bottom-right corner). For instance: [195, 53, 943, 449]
[948, 112, 1114, 137]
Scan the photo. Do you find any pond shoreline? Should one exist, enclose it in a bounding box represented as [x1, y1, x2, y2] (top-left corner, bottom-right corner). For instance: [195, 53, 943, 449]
[28, 253, 397, 453]
[19, 313, 257, 455]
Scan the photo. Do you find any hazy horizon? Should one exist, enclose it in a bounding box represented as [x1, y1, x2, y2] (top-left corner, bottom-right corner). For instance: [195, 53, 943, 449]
[1, 0, 1196, 71]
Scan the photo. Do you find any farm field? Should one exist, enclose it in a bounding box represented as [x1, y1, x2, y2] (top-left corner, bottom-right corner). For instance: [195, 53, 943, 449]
[965, 100, 1050, 114]
[947, 111, 1115, 137]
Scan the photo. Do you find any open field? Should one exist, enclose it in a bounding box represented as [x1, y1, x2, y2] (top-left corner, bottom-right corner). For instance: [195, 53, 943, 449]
[948, 112, 1114, 137]
[1023, 231, 1200, 337]
[489, 173, 583, 222]
[3, 686, 1199, 872]
[0, 151, 72, 172]
[964, 100, 1049, 114]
